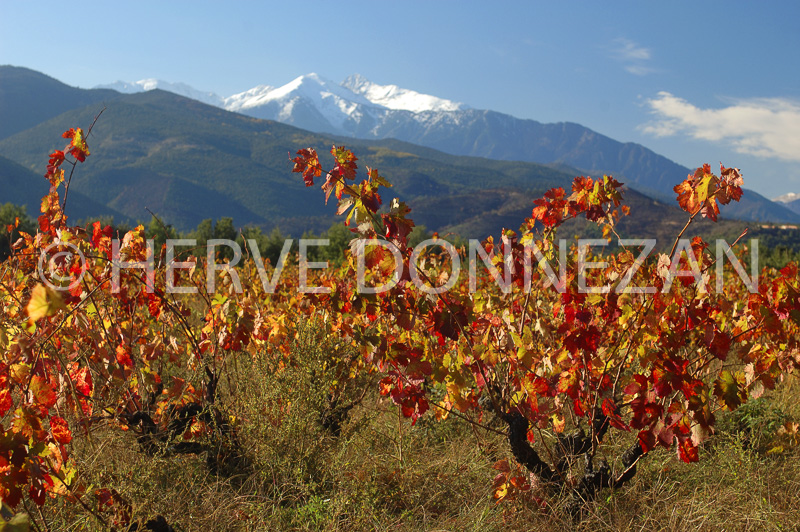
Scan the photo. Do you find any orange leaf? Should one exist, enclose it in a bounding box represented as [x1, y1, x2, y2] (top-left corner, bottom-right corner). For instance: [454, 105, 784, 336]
[30, 376, 57, 408]
[50, 416, 72, 444]
[0, 388, 13, 417]
[115, 345, 134, 368]
[677, 439, 699, 463]
[291, 148, 321, 186]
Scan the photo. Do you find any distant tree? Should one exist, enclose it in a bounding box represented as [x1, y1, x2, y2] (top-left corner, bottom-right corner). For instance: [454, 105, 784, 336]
[317, 223, 354, 264]
[237, 226, 291, 267]
[146, 217, 178, 261]
[263, 227, 290, 266]
[193, 218, 214, 249]
[213, 217, 236, 241]
[212, 217, 237, 260]
[188, 217, 240, 260]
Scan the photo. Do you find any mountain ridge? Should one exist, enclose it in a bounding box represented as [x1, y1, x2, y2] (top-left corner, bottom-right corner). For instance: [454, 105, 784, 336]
[0, 89, 574, 235]
[87, 70, 799, 224]
[0, 65, 121, 141]
[0, 83, 790, 253]
[1, 66, 797, 232]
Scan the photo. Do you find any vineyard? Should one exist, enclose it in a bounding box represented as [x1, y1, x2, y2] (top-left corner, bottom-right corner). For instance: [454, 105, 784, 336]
[0, 124, 798, 531]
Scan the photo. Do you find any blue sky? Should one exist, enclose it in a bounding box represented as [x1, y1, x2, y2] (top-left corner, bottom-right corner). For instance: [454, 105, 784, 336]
[2, 0, 799, 198]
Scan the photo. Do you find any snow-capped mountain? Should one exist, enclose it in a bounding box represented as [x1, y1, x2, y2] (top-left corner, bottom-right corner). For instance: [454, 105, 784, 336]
[341, 74, 467, 113]
[94, 73, 800, 224]
[221, 73, 385, 134]
[96, 79, 224, 107]
[96, 73, 469, 137]
[219, 73, 471, 136]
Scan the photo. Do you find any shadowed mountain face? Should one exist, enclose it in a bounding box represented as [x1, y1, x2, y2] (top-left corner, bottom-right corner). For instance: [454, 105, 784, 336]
[782, 198, 800, 215]
[0, 154, 127, 223]
[0, 65, 121, 141]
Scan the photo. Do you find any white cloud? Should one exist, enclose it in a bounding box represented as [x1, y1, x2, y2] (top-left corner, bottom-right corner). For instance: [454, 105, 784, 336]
[614, 38, 651, 61]
[641, 92, 800, 163]
[610, 38, 654, 76]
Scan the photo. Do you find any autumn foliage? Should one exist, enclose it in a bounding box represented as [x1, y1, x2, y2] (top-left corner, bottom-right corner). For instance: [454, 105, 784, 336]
[291, 146, 800, 512]
[0, 125, 797, 526]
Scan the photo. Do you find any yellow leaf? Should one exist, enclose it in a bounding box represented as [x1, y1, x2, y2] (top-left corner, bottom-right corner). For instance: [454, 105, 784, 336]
[9, 364, 30, 384]
[552, 413, 566, 433]
[517, 346, 533, 369]
[696, 174, 718, 203]
[586, 293, 604, 305]
[493, 482, 509, 501]
[26, 285, 65, 322]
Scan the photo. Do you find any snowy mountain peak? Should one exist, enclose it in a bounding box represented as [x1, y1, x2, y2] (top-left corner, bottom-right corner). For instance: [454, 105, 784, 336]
[269, 73, 375, 107]
[98, 80, 151, 93]
[97, 72, 468, 123]
[341, 74, 468, 113]
[773, 192, 800, 203]
[98, 72, 469, 136]
[95, 79, 223, 107]
[223, 85, 275, 112]
[223, 73, 381, 132]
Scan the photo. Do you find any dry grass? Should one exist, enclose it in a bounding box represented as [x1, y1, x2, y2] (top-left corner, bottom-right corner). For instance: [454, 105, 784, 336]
[34, 342, 800, 531]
